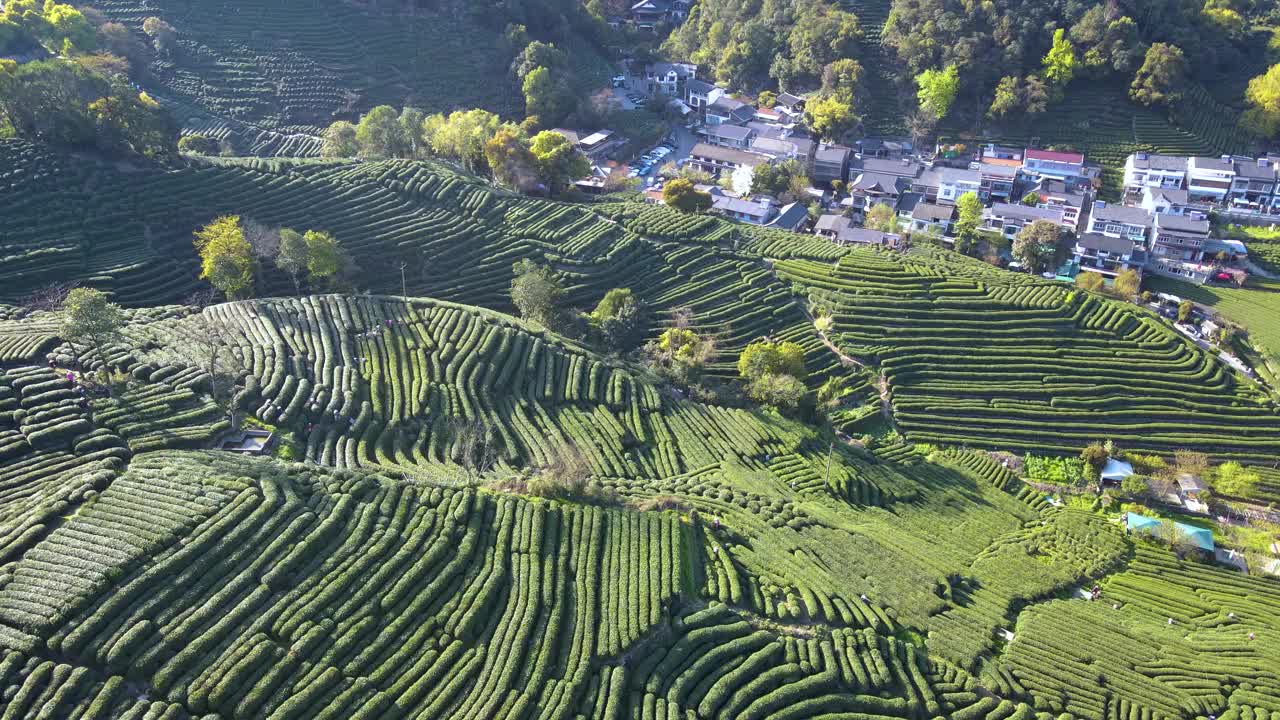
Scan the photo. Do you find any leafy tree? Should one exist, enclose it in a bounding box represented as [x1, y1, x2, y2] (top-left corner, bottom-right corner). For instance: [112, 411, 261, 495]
[60, 287, 124, 365]
[194, 216, 254, 299]
[141, 16, 175, 56]
[865, 203, 897, 233]
[1178, 299, 1194, 323]
[738, 341, 806, 382]
[1013, 219, 1061, 271]
[484, 126, 537, 191]
[1041, 28, 1077, 94]
[398, 107, 426, 158]
[322, 121, 358, 157]
[1114, 268, 1141, 298]
[1120, 474, 1150, 497]
[652, 325, 715, 384]
[821, 58, 863, 102]
[663, 177, 713, 213]
[43, 2, 94, 53]
[355, 105, 406, 159]
[523, 67, 570, 127]
[747, 372, 808, 410]
[1021, 190, 1041, 206]
[303, 230, 345, 288]
[275, 228, 308, 293]
[178, 133, 216, 154]
[751, 159, 808, 198]
[988, 75, 1022, 119]
[914, 65, 959, 120]
[805, 94, 857, 142]
[511, 41, 567, 80]
[88, 86, 175, 159]
[1021, 75, 1050, 115]
[425, 108, 502, 171]
[511, 259, 565, 328]
[529, 130, 590, 193]
[1081, 441, 1108, 482]
[1130, 44, 1188, 108]
[756, 90, 777, 108]
[1213, 461, 1260, 498]
[1075, 271, 1105, 292]
[1244, 64, 1280, 138]
[954, 191, 984, 253]
[591, 288, 645, 350]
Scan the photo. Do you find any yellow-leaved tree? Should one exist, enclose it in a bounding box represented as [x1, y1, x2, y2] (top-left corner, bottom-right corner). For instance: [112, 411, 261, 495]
[194, 215, 254, 299]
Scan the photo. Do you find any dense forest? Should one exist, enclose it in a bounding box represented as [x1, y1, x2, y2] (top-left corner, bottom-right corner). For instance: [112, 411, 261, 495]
[662, 0, 1277, 135]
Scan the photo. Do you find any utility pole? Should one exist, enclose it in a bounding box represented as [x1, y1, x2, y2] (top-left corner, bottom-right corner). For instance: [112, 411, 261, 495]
[398, 260, 408, 301]
[823, 440, 834, 485]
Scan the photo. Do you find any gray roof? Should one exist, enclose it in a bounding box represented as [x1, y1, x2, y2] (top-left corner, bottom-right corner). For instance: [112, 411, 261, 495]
[839, 227, 897, 245]
[1190, 156, 1234, 173]
[912, 202, 954, 222]
[690, 143, 768, 166]
[1145, 186, 1189, 204]
[767, 202, 809, 230]
[712, 195, 772, 217]
[935, 166, 980, 184]
[777, 92, 804, 108]
[686, 78, 717, 95]
[987, 202, 1064, 222]
[913, 169, 940, 189]
[856, 157, 923, 178]
[709, 125, 755, 142]
[815, 214, 852, 232]
[1154, 213, 1210, 235]
[789, 137, 816, 157]
[1035, 179, 1085, 206]
[751, 137, 800, 157]
[850, 172, 903, 194]
[1078, 233, 1135, 255]
[815, 144, 851, 164]
[1091, 202, 1152, 227]
[1234, 158, 1278, 180]
[1130, 153, 1187, 172]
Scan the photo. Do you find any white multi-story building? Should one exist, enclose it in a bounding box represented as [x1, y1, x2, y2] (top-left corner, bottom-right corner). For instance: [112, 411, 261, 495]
[1186, 156, 1236, 202]
[1122, 153, 1186, 199]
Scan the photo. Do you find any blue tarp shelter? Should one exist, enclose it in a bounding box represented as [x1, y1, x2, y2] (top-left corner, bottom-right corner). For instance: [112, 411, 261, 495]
[1124, 512, 1214, 552]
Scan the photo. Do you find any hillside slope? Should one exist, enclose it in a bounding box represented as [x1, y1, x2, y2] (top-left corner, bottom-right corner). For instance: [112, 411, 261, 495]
[88, 0, 604, 154]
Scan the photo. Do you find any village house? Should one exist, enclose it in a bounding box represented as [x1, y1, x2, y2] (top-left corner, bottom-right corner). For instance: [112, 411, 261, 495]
[685, 79, 725, 117]
[813, 144, 852, 185]
[642, 62, 695, 97]
[766, 202, 810, 232]
[1021, 148, 1085, 182]
[854, 156, 924, 181]
[1086, 201, 1152, 243]
[1186, 156, 1236, 203]
[1228, 157, 1278, 212]
[976, 162, 1018, 202]
[688, 142, 769, 194]
[980, 144, 1023, 168]
[847, 172, 906, 215]
[703, 124, 756, 150]
[1029, 178, 1087, 230]
[1072, 233, 1144, 280]
[908, 201, 954, 235]
[626, 0, 691, 30]
[711, 195, 774, 224]
[1148, 213, 1213, 282]
[983, 203, 1066, 238]
[1123, 153, 1187, 199]
[932, 166, 980, 205]
[814, 215, 900, 247]
[705, 97, 755, 126]
[1140, 187, 1198, 216]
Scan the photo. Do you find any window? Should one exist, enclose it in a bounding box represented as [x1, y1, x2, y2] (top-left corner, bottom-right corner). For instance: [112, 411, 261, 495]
[1104, 223, 1122, 235]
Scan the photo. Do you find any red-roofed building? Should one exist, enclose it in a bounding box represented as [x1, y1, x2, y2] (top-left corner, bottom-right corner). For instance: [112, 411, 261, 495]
[1022, 148, 1085, 181]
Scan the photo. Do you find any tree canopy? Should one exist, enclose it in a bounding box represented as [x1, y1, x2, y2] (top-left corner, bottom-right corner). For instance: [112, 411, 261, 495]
[663, 178, 713, 213]
[194, 216, 255, 299]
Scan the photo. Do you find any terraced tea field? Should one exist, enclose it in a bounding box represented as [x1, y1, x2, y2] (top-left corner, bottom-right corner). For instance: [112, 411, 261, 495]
[87, 0, 605, 151]
[776, 249, 1280, 459]
[2, 135, 1279, 719]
